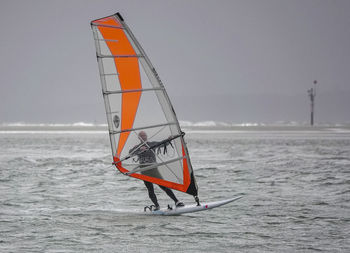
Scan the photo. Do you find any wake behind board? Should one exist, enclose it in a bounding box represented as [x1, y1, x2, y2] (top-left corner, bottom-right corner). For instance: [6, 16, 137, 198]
[146, 196, 243, 216]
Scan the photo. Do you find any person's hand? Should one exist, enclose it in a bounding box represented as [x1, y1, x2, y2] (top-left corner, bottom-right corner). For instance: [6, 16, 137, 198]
[140, 146, 147, 151]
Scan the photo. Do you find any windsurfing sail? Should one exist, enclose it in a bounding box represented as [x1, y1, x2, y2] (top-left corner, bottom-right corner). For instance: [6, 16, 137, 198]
[90, 13, 198, 198]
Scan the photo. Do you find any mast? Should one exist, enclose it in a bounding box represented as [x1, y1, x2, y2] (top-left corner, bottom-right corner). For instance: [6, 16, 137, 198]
[307, 80, 317, 126]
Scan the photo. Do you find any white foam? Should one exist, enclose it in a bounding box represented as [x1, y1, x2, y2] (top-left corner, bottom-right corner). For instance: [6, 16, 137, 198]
[1, 122, 108, 127]
[1, 121, 350, 129]
[0, 131, 107, 134]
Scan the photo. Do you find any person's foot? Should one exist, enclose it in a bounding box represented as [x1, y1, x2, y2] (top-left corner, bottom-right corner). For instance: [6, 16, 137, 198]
[153, 205, 160, 211]
[175, 201, 185, 207]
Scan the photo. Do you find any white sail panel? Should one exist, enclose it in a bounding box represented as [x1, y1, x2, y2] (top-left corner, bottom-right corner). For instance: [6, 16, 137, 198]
[91, 13, 198, 196]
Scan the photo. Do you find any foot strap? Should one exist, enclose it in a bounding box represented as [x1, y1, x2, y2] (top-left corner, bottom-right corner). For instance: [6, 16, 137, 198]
[144, 205, 156, 212]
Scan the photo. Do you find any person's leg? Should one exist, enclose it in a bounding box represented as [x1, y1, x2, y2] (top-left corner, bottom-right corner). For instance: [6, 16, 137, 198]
[158, 185, 178, 203]
[144, 181, 159, 207]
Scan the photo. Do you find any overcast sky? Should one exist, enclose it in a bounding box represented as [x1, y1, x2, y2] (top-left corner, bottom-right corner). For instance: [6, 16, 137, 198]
[1, 0, 349, 124]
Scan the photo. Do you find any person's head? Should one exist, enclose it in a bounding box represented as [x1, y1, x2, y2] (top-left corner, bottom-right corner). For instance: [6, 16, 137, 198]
[138, 131, 147, 142]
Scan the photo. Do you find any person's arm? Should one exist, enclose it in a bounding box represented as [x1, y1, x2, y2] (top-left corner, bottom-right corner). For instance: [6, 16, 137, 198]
[130, 143, 148, 155]
[148, 137, 172, 148]
[147, 141, 159, 147]
[129, 145, 138, 154]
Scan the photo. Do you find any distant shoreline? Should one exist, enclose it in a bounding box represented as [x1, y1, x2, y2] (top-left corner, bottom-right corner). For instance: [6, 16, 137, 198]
[1, 124, 350, 133]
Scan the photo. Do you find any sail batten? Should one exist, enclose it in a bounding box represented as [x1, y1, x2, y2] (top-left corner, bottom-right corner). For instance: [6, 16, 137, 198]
[100, 73, 119, 76]
[103, 87, 164, 95]
[126, 156, 186, 175]
[91, 23, 124, 29]
[109, 122, 177, 135]
[91, 12, 198, 196]
[97, 54, 143, 58]
[95, 39, 120, 43]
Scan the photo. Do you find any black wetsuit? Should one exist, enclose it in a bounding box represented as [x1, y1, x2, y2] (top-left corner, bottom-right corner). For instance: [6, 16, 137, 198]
[130, 141, 178, 207]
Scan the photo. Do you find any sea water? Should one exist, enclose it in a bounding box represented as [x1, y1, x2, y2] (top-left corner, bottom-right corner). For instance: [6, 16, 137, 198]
[0, 127, 349, 252]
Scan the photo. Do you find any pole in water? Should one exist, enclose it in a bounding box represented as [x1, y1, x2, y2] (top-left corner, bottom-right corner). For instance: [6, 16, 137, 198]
[308, 80, 317, 126]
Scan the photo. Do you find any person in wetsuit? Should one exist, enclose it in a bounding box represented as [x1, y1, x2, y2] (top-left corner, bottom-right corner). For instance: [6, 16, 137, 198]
[129, 131, 184, 211]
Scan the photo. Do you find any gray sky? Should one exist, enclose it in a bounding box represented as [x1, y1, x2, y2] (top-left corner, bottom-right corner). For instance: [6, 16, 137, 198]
[1, 0, 349, 124]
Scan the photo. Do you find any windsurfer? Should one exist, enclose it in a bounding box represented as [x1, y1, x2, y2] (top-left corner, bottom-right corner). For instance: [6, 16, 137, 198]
[129, 131, 184, 210]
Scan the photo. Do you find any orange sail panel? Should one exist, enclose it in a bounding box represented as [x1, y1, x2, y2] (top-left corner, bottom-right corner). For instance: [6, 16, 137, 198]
[97, 20, 142, 157]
